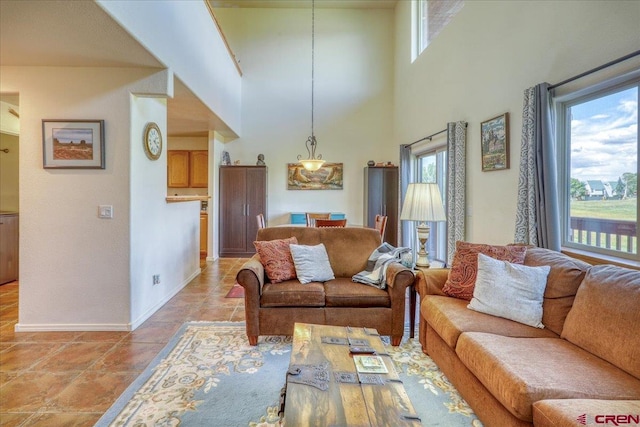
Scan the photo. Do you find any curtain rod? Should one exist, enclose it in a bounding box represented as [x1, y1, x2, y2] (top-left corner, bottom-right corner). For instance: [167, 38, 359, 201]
[405, 128, 447, 147]
[548, 49, 640, 91]
[405, 122, 469, 147]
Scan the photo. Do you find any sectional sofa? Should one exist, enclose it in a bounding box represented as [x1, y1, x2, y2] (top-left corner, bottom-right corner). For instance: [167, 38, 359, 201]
[416, 246, 640, 427]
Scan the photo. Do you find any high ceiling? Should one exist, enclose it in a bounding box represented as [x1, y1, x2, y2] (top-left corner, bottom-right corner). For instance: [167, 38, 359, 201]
[0, 1, 229, 137]
[0, 0, 397, 138]
[210, 0, 397, 9]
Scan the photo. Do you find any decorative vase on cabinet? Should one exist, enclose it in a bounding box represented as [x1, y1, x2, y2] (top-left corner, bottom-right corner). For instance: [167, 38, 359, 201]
[364, 166, 398, 246]
[219, 166, 267, 257]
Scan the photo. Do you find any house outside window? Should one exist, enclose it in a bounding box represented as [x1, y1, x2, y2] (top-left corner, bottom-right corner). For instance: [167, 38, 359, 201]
[556, 73, 639, 260]
[413, 0, 464, 61]
[417, 148, 447, 263]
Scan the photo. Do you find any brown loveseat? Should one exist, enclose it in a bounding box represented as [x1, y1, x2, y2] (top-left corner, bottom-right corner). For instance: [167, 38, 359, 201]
[417, 247, 640, 427]
[236, 226, 415, 346]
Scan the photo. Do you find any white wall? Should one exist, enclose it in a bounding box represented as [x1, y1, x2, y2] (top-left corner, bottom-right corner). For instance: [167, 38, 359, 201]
[214, 8, 396, 226]
[97, 0, 242, 135]
[0, 66, 200, 330]
[394, 0, 640, 245]
[130, 96, 201, 328]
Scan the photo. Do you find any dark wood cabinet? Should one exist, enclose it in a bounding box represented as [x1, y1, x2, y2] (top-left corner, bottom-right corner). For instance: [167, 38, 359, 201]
[364, 167, 398, 246]
[219, 166, 267, 257]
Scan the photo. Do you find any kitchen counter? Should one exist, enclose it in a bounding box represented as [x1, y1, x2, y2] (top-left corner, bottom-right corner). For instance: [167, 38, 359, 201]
[165, 196, 210, 203]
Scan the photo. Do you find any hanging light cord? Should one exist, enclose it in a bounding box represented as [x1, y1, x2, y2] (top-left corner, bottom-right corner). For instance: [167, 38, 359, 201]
[310, 0, 315, 138]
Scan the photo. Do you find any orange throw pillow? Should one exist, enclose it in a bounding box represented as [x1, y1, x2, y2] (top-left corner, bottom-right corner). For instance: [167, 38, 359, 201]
[254, 237, 298, 283]
[442, 241, 528, 300]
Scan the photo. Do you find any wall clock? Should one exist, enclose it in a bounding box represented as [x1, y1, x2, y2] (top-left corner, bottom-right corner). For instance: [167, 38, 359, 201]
[143, 122, 162, 161]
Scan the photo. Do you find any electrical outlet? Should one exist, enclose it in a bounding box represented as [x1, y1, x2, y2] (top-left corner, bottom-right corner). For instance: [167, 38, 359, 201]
[98, 205, 113, 219]
[153, 274, 160, 285]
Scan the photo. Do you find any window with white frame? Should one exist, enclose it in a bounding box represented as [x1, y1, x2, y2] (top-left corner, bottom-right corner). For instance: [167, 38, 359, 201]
[556, 74, 639, 260]
[416, 148, 447, 263]
[413, 0, 464, 60]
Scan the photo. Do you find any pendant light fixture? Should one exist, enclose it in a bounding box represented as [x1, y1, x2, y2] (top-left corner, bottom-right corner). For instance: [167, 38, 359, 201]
[297, 0, 325, 172]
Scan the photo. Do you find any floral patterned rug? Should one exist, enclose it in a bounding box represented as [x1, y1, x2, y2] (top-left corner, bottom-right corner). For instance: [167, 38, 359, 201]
[96, 322, 482, 426]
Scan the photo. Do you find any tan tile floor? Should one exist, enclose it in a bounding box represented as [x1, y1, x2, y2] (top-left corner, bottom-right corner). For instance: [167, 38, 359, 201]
[0, 258, 416, 426]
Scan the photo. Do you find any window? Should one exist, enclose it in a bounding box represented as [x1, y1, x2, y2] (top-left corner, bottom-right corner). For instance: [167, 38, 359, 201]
[413, 0, 464, 60]
[557, 74, 639, 260]
[417, 148, 447, 262]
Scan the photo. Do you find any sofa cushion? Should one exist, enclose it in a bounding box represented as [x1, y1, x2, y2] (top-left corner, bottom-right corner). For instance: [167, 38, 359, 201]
[468, 253, 550, 328]
[260, 280, 325, 307]
[253, 237, 298, 283]
[456, 333, 640, 422]
[562, 264, 640, 379]
[533, 399, 640, 427]
[290, 243, 335, 284]
[324, 278, 390, 308]
[523, 247, 591, 335]
[421, 295, 557, 349]
[442, 241, 527, 300]
[257, 227, 382, 277]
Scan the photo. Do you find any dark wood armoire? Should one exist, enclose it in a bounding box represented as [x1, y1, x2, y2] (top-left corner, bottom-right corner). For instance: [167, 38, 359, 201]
[219, 166, 267, 257]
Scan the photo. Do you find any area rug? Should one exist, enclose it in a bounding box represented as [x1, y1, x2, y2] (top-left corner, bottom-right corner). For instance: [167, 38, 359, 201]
[95, 322, 482, 426]
[225, 284, 245, 298]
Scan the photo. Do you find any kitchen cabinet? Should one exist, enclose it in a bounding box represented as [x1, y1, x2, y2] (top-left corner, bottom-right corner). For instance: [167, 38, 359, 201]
[167, 151, 190, 188]
[200, 212, 208, 258]
[219, 166, 267, 257]
[167, 150, 208, 188]
[0, 213, 19, 285]
[190, 151, 208, 188]
[364, 167, 398, 246]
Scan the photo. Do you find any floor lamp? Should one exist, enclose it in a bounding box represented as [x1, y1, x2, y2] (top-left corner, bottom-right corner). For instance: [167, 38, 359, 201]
[400, 183, 446, 268]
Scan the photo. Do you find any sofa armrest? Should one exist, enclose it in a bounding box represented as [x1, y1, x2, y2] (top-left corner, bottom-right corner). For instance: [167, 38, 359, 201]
[415, 268, 449, 298]
[235, 256, 265, 342]
[385, 262, 414, 291]
[385, 262, 415, 344]
[235, 255, 265, 293]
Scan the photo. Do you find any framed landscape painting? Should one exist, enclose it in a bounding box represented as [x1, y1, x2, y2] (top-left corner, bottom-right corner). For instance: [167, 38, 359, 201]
[480, 113, 509, 171]
[287, 162, 343, 190]
[42, 119, 105, 169]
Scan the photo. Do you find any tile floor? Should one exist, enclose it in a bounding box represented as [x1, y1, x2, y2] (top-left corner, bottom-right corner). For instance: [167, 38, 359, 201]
[0, 258, 417, 426]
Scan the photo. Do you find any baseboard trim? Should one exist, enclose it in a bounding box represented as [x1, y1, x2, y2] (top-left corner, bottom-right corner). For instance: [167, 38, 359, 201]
[14, 323, 131, 332]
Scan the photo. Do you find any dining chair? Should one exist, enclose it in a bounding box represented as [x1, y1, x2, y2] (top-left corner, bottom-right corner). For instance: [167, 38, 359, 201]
[374, 214, 388, 240]
[305, 212, 331, 227]
[256, 214, 266, 229]
[315, 218, 347, 228]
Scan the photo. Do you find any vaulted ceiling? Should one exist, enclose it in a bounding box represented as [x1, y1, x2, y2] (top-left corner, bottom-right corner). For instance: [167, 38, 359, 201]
[0, 0, 397, 137]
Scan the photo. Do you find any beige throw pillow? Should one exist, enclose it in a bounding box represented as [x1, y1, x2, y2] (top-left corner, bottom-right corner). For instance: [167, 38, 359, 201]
[467, 253, 550, 328]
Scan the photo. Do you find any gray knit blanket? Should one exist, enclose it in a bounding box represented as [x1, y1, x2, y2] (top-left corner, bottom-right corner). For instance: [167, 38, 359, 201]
[352, 243, 411, 289]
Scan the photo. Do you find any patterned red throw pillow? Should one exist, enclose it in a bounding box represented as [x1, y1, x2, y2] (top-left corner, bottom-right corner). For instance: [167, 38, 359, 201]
[442, 241, 528, 300]
[253, 237, 298, 283]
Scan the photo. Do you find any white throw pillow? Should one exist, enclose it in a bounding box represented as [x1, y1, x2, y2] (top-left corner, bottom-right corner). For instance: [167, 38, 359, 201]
[467, 253, 550, 328]
[289, 243, 335, 284]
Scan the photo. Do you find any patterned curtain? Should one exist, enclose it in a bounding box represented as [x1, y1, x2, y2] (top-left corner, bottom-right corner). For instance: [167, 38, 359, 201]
[514, 83, 561, 250]
[399, 144, 413, 249]
[446, 121, 467, 264]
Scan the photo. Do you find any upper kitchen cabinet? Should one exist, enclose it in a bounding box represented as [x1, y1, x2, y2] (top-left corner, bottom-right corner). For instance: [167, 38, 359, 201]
[189, 151, 208, 188]
[168, 150, 208, 188]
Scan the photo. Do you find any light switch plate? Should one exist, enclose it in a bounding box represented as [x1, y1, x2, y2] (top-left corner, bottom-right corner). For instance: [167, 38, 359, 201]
[98, 205, 113, 219]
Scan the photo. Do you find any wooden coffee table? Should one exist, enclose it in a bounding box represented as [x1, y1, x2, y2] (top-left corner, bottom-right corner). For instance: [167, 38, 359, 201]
[282, 322, 421, 426]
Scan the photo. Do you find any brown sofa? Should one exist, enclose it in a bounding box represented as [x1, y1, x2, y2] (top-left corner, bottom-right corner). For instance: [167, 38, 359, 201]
[236, 226, 415, 346]
[417, 247, 640, 427]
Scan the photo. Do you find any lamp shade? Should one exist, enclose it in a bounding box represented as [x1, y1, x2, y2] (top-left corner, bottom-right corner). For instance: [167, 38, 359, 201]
[400, 183, 446, 222]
